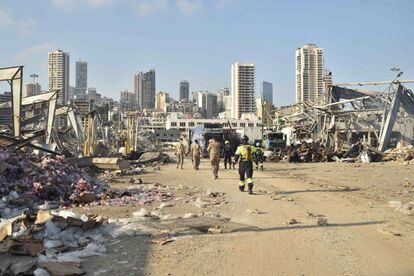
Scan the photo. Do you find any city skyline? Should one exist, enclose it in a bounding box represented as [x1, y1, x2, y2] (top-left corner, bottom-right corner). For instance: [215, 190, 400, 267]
[1, 0, 414, 105]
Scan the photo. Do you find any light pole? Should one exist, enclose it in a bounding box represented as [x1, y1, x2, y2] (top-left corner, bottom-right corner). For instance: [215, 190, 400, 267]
[29, 74, 39, 96]
[29, 74, 38, 85]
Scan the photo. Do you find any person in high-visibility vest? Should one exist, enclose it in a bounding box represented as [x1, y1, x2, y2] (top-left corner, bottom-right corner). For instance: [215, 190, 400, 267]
[254, 142, 265, 171]
[234, 135, 256, 194]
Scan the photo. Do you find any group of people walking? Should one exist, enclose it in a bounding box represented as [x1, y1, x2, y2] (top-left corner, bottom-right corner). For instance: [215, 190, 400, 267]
[174, 135, 265, 194]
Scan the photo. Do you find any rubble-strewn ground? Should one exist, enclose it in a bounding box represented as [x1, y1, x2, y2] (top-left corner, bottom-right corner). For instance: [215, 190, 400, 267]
[80, 159, 414, 276]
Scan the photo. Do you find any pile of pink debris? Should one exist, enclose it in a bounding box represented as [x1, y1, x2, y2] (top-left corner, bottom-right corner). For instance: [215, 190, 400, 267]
[0, 148, 110, 218]
[0, 148, 171, 219]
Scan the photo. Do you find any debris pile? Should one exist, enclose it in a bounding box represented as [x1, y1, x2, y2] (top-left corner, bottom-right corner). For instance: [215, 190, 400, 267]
[267, 149, 286, 162]
[274, 83, 414, 163]
[0, 209, 106, 275]
[0, 148, 172, 218]
[266, 140, 389, 164]
[383, 146, 414, 162]
[0, 148, 111, 217]
[132, 152, 172, 165]
[99, 165, 144, 183]
[89, 189, 172, 207]
[287, 142, 332, 163]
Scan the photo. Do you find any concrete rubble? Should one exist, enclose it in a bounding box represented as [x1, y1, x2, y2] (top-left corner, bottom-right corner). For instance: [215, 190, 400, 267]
[388, 201, 414, 215]
[272, 82, 414, 163]
[0, 148, 110, 217]
[0, 148, 175, 221]
[0, 148, 234, 274]
[0, 209, 106, 275]
[382, 146, 414, 162]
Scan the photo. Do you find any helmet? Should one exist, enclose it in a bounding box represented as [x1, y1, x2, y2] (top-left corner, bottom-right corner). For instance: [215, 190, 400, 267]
[225, 140, 229, 144]
[256, 142, 260, 147]
[242, 135, 249, 143]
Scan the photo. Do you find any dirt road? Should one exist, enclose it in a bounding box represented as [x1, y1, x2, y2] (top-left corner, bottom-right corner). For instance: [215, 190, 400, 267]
[84, 159, 414, 276]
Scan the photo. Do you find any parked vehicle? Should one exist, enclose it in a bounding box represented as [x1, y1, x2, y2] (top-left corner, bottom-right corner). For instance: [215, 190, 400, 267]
[263, 131, 286, 150]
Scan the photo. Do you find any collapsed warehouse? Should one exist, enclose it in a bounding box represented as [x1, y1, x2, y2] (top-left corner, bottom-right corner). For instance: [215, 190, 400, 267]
[0, 66, 150, 162]
[274, 79, 414, 163]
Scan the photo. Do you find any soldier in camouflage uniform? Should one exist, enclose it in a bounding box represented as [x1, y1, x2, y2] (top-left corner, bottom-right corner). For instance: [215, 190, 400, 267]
[207, 138, 220, 179]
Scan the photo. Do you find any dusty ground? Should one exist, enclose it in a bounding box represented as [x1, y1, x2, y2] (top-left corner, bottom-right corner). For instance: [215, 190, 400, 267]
[82, 158, 414, 276]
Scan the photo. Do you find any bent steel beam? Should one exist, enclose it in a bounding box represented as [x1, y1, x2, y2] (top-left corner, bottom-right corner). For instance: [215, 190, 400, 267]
[0, 66, 25, 138]
[378, 84, 403, 152]
[46, 92, 57, 144]
[55, 105, 84, 147]
[0, 91, 59, 109]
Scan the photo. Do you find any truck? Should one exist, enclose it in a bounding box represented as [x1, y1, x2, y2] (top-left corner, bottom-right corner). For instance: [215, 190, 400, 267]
[262, 131, 286, 151]
[189, 123, 240, 158]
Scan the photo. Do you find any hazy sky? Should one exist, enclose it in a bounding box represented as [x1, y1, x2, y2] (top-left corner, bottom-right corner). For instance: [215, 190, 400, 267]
[1, 0, 414, 105]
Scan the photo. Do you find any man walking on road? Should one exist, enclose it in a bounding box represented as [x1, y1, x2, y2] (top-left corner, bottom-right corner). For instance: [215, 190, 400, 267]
[175, 137, 186, 170]
[222, 140, 233, 169]
[190, 139, 202, 170]
[235, 135, 256, 194]
[207, 138, 220, 179]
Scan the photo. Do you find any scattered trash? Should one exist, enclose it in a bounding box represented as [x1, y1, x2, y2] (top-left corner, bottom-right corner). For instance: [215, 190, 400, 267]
[89, 190, 172, 207]
[193, 197, 209, 208]
[93, 269, 108, 276]
[282, 197, 294, 202]
[388, 200, 414, 215]
[378, 228, 402, 237]
[360, 151, 371, 163]
[149, 238, 175, 245]
[306, 212, 325, 218]
[270, 193, 284, 200]
[183, 213, 198, 219]
[388, 201, 402, 209]
[286, 219, 299, 225]
[208, 226, 223, 234]
[132, 208, 150, 217]
[34, 268, 51, 276]
[317, 217, 328, 226]
[246, 208, 262, 215]
[38, 201, 59, 211]
[159, 202, 174, 209]
[202, 212, 222, 219]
